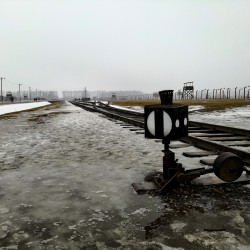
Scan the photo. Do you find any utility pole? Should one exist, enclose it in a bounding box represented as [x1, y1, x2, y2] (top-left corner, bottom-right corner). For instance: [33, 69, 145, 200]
[84, 86, 87, 100]
[29, 87, 31, 101]
[18, 84, 22, 102]
[1, 77, 5, 103]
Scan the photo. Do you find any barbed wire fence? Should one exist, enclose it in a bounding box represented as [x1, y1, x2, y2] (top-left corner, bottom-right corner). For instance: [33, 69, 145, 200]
[113, 87, 250, 101]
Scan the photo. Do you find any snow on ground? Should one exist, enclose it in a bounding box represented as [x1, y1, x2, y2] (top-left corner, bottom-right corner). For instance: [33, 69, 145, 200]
[0, 102, 165, 249]
[190, 105, 250, 130]
[109, 104, 143, 114]
[188, 105, 204, 112]
[112, 103, 250, 130]
[0, 101, 51, 115]
[0, 101, 249, 249]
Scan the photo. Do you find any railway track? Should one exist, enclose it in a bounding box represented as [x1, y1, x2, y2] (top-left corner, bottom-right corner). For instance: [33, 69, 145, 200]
[70, 101, 250, 173]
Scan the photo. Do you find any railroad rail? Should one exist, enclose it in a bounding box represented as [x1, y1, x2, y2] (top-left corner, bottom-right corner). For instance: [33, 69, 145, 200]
[70, 100, 250, 172]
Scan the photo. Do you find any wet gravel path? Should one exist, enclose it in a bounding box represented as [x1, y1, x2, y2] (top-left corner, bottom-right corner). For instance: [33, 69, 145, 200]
[0, 101, 249, 249]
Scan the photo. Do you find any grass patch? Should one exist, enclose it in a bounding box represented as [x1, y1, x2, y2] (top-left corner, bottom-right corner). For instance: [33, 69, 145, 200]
[41, 101, 65, 110]
[112, 99, 250, 112]
[0, 113, 19, 120]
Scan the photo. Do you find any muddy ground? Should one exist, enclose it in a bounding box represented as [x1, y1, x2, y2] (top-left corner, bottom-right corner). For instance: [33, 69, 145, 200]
[0, 101, 249, 249]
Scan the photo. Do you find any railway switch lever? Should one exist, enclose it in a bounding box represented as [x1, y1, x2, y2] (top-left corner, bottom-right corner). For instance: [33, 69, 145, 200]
[132, 90, 189, 193]
[132, 90, 248, 194]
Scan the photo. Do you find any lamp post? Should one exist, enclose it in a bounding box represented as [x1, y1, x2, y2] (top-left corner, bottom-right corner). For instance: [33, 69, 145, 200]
[238, 88, 243, 99]
[196, 90, 198, 99]
[1, 77, 5, 103]
[213, 89, 216, 99]
[206, 89, 209, 99]
[220, 88, 225, 99]
[84, 86, 87, 101]
[201, 89, 206, 99]
[215, 89, 219, 99]
[18, 84, 22, 102]
[227, 88, 231, 99]
[235, 87, 237, 99]
[243, 86, 250, 99]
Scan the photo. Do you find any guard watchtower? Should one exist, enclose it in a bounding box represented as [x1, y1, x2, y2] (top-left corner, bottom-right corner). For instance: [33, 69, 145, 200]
[182, 82, 194, 99]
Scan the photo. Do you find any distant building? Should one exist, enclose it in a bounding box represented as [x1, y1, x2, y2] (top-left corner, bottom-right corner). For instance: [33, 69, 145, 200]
[6, 91, 13, 101]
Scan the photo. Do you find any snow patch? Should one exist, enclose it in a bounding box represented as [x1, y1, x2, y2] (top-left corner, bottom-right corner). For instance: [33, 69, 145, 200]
[15, 203, 33, 208]
[109, 104, 143, 114]
[0, 102, 51, 115]
[185, 231, 249, 249]
[130, 208, 151, 216]
[68, 225, 77, 230]
[171, 221, 187, 232]
[0, 207, 9, 214]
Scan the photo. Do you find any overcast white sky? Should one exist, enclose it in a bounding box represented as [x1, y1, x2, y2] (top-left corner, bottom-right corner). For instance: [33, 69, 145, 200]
[0, 0, 250, 94]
